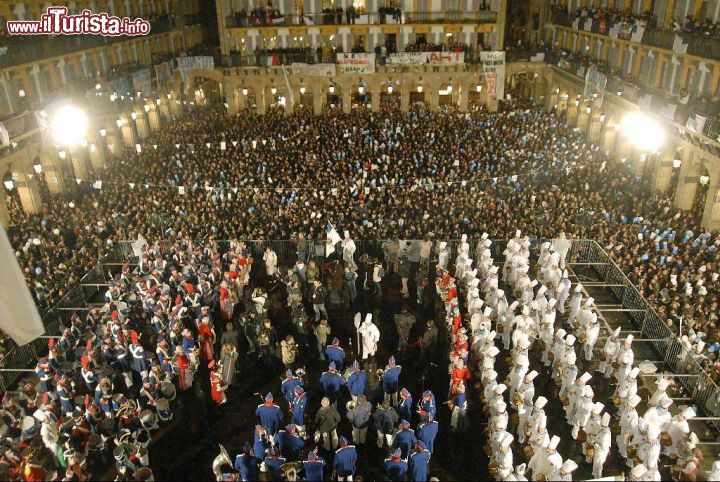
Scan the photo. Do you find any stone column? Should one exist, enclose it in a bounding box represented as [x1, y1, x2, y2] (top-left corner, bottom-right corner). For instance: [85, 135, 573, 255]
[284, 87, 295, 116]
[458, 82, 469, 112]
[652, 151, 675, 193]
[147, 105, 160, 131]
[494, 0, 507, 51]
[701, 183, 720, 230]
[257, 87, 267, 115]
[88, 131, 107, 171]
[134, 110, 150, 140]
[400, 84, 410, 112]
[371, 89, 380, 113]
[68, 147, 89, 180]
[16, 173, 42, 215]
[342, 90, 352, 114]
[313, 82, 324, 116]
[674, 151, 698, 211]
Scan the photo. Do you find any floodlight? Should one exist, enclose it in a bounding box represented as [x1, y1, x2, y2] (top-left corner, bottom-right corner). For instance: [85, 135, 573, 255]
[417, 85, 423, 93]
[476, 84, 482, 93]
[51, 105, 88, 147]
[2, 170, 13, 190]
[144, 105, 150, 112]
[620, 112, 664, 152]
[446, 85, 452, 93]
[387, 85, 394, 94]
[18, 89, 25, 98]
[242, 88, 248, 95]
[329, 85, 336, 94]
[358, 85, 365, 94]
[300, 86, 306, 95]
[32, 159, 42, 174]
[271, 87, 277, 95]
[131, 112, 137, 120]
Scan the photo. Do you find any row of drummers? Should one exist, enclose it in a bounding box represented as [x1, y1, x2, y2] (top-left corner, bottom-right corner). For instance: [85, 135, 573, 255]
[438, 233, 704, 481]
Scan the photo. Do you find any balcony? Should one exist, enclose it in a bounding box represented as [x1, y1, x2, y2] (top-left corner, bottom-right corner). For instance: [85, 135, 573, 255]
[0, 15, 175, 69]
[226, 9, 496, 28]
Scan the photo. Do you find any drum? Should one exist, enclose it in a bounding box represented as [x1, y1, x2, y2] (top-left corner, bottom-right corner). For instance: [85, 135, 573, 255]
[488, 463, 498, 477]
[161, 381, 176, 401]
[612, 395, 621, 406]
[611, 424, 621, 435]
[579, 333, 587, 344]
[523, 445, 534, 459]
[155, 398, 170, 411]
[577, 430, 586, 443]
[135, 429, 151, 448]
[511, 414, 520, 426]
[135, 467, 154, 481]
[548, 352, 554, 362]
[612, 361, 620, 370]
[554, 378, 562, 387]
[633, 457, 642, 466]
[585, 447, 594, 458]
[661, 432, 672, 447]
[598, 352, 606, 362]
[512, 394, 522, 406]
[483, 444, 492, 456]
[87, 433, 104, 451]
[560, 395, 569, 406]
[100, 418, 116, 437]
[627, 445, 637, 458]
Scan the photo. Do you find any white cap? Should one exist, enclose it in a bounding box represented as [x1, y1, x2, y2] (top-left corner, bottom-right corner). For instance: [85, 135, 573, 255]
[515, 230, 522, 238]
[515, 463, 526, 475]
[562, 269, 569, 278]
[496, 289, 505, 298]
[592, 402, 605, 414]
[601, 413, 611, 426]
[481, 232, 489, 240]
[561, 460, 578, 473]
[630, 367, 640, 378]
[537, 286, 547, 295]
[494, 384, 507, 395]
[469, 278, 480, 287]
[535, 396, 548, 409]
[584, 297, 594, 306]
[548, 435, 560, 450]
[579, 372, 592, 384]
[500, 432, 514, 449]
[487, 346, 500, 357]
[625, 334, 634, 344]
[439, 242, 447, 249]
[628, 395, 642, 408]
[461, 234, 467, 243]
[486, 370, 498, 380]
[566, 352, 577, 365]
[522, 305, 530, 316]
[344, 230, 350, 237]
[555, 328, 567, 338]
[584, 386, 594, 398]
[548, 299, 557, 308]
[526, 370, 539, 381]
[538, 414, 547, 427]
[574, 284, 583, 293]
[365, 313, 373, 324]
[656, 377, 670, 391]
[495, 400, 507, 413]
[682, 407, 696, 419]
[541, 242, 551, 249]
[483, 307, 493, 317]
[565, 335, 576, 346]
[529, 280, 538, 288]
[613, 327, 621, 338]
[661, 398, 673, 408]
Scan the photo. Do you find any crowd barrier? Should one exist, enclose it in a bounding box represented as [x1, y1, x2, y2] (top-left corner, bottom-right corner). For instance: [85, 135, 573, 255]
[1, 237, 717, 430]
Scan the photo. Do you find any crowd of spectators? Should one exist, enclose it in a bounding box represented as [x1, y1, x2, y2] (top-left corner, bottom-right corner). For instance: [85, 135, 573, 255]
[4, 98, 720, 376]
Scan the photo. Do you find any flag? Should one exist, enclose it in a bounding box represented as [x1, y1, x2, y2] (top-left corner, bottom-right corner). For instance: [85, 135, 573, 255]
[326, 222, 342, 257]
[0, 224, 44, 345]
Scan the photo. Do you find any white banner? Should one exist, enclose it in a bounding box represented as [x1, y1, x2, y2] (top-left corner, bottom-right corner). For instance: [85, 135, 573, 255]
[336, 53, 376, 74]
[0, 224, 44, 345]
[291, 62, 337, 77]
[480, 51, 505, 101]
[176, 56, 215, 71]
[686, 112, 707, 133]
[387, 51, 465, 66]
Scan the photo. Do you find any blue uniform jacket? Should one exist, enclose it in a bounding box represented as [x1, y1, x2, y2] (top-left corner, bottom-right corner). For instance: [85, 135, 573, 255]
[383, 366, 402, 393]
[409, 449, 431, 482]
[384, 458, 408, 481]
[276, 430, 304, 461]
[303, 459, 326, 482]
[281, 377, 303, 404]
[292, 393, 307, 425]
[419, 396, 437, 421]
[347, 370, 368, 397]
[333, 445, 358, 476]
[398, 395, 413, 422]
[418, 421, 439, 453]
[319, 372, 345, 402]
[263, 456, 286, 478]
[255, 403, 283, 434]
[253, 431, 270, 459]
[234, 454, 260, 481]
[325, 346, 346, 370]
[392, 428, 417, 459]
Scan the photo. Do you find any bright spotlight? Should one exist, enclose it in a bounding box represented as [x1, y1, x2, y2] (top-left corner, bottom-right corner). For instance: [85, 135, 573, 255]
[51, 105, 88, 146]
[620, 112, 664, 153]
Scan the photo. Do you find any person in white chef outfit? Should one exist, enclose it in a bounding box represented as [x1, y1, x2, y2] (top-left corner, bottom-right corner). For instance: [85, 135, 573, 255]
[358, 314, 380, 360]
[592, 413, 612, 479]
[341, 230, 356, 265]
[551, 232, 571, 270]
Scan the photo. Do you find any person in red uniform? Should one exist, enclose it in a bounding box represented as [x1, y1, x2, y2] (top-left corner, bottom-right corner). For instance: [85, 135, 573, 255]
[449, 358, 470, 398]
[209, 361, 227, 405]
[197, 317, 215, 362]
[174, 346, 192, 391]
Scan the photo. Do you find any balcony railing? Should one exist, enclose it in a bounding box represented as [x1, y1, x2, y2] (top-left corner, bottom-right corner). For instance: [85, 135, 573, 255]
[227, 9, 496, 28]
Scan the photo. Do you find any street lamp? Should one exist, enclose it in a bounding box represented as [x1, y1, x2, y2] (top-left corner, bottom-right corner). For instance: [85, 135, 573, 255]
[271, 87, 277, 95]
[300, 86, 306, 95]
[32, 158, 42, 174]
[476, 84, 482, 93]
[417, 85, 424, 93]
[50, 104, 88, 147]
[2, 170, 14, 190]
[620, 112, 664, 153]
[387, 84, 394, 94]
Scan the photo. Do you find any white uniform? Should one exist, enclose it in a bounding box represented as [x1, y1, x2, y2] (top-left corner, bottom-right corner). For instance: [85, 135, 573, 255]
[358, 316, 380, 360]
[264, 249, 278, 276]
[593, 415, 612, 479]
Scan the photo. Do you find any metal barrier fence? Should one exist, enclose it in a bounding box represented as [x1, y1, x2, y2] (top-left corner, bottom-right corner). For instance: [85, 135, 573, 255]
[581, 240, 720, 429]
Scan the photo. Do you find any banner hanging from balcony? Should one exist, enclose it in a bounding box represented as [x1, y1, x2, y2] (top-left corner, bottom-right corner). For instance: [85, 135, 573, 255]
[583, 66, 607, 108]
[177, 56, 215, 80]
[336, 53, 376, 74]
[479, 51, 505, 101]
[291, 63, 336, 77]
[387, 51, 465, 66]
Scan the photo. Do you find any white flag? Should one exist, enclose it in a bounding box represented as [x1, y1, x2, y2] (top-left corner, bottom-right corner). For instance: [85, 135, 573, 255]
[0, 225, 44, 345]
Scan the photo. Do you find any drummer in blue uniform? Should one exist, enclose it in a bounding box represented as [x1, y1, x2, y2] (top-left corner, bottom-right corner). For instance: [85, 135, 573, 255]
[333, 435, 357, 481]
[275, 424, 305, 461]
[291, 386, 309, 439]
[385, 448, 408, 481]
[255, 392, 283, 435]
[234, 442, 260, 482]
[347, 360, 368, 403]
[392, 419, 417, 458]
[303, 450, 326, 482]
[320, 362, 345, 406]
[281, 370, 304, 407]
[409, 440, 431, 482]
[417, 390, 437, 423]
[252, 425, 270, 461]
[383, 356, 403, 405]
[398, 388, 413, 422]
[262, 446, 286, 480]
[417, 414, 439, 454]
[325, 338, 346, 371]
